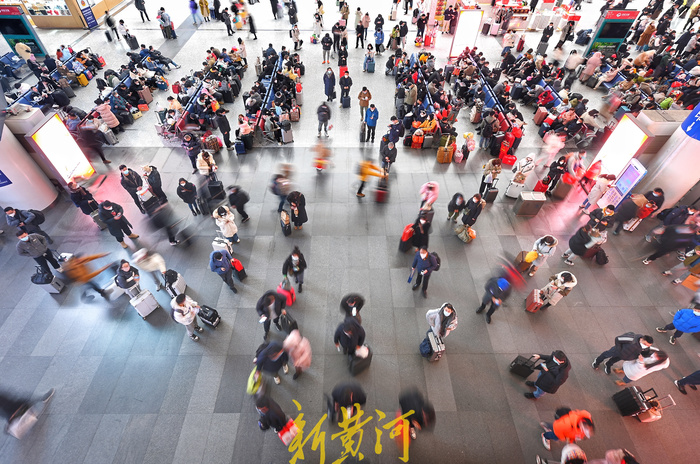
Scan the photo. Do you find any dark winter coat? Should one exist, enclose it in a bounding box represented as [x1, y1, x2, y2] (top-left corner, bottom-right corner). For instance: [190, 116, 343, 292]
[644, 190, 665, 210]
[215, 113, 231, 133]
[177, 181, 198, 203]
[228, 188, 249, 210]
[399, 389, 429, 429]
[98, 202, 132, 237]
[144, 166, 163, 190]
[568, 226, 592, 256]
[256, 291, 287, 319]
[411, 220, 430, 248]
[534, 352, 571, 394]
[613, 198, 640, 223]
[116, 265, 140, 289]
[411, 250, 438, 274]
[614, 333, 654, 360]
[282, 252, 307, 276]
[323, 72, 336, 97]
[334, 319, 366, 355]
[339, 75, 352, 91]
[340, 293, 365, 318]
[287, 191, 308, 225]
[587, 208, 615, 231]
[461, 198, 484, 226]
[120, 169, 143, 194]
[70, 187, 97, 215]
[484, 277, 511, 301]
[256, 341, 289, 373]
[332, 381, 367, 408]
[448, 193, 466, 214]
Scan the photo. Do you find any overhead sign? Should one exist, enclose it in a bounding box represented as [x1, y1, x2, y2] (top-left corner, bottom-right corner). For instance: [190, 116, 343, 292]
[681, 105, 700, 141]
[80, 6, 98, 29]
[605, 10, 640, 20]
[0, 6, 23, 15]
[0, 170, 12, 188]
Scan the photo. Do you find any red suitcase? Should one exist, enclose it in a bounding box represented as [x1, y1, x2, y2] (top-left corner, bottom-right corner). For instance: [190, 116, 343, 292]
[534, 180, 548, 192]
[276, 284, 296, 307]
[525, 289, 543, 313]
[500, 154, 517, 165]
[534, 107, 549, 125]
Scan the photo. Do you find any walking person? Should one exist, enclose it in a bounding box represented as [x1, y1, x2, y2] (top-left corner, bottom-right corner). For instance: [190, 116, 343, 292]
[527, 235, 558, 277]
[181, 133, 201, 174]
[256, 290, 287, 341]
[61, 253, 112, 301]
[171, 294, 204, 341]
[228, 185, 250, 223]
[132, 247, 167, 291]
[209, 250, 238, 293]
[116, 20, 130, 41]
[287, 191, 308, 230]
[580, 174, 616, 213]
[15, 231, 61, 276]
[410, 215, 431, 250]
[254, 342, 289, 385]
[318, 101, 332, 137]
[134, 0, 150, 22]
[674, 368, 700, 394]
[643, 225, 700, 265]
[461, 194, 485, 229]
[523, 350, 571, 400]
[410, 247, 438, 298]
[365, 104, 378, 143]
[199, 0, 210, 22]
[327, 381, 367, 423]
[157, 7, 174, 40]
[661, 245, 700, 284]
[119, 164, 146, 214]
[271, 174, 290, 213]
[539, 409, 594, 451]
[142, 165, 167, 204]
[592, 332, 655, 375]
[562, 224, 596, 266]
[104, 10, 119, 40]
[398, 388, 436, 441]
[0, 387, 55, 439]
[4, 207, 53, 243]
[282, 246, 307, 293]
[537, 271, 577, 310]
[321, 33, 333, 63]
[283, 329, 312, 379]
[356, 159, 385, 197]
[379, 141, 396, 173]
[447, 193, 466, 222]
[189, 0, 204, 25]
[213, 205, 240, 244]
[476, 277, 512, 324]
[358, 87, 372, 121]
[98, 201, 139, 248]
[426, 303, 458, 339]
[479, 158, 502, 197]
[656, 307, 700, 345]
[177, 178, 201, 216]
[292, 25, 302, 51]
[255, 395, 288, 431]
[334, 318, 366, 357]
[340, 293, 365, 323]
[613, 350, 670, 386]
[419, 181, 439, 208]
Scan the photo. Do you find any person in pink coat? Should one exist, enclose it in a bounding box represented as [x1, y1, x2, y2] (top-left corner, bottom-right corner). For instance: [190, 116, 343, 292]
[419, 181, 439, 208]
[94, 98, 124, 133]
[283, 329, 312, 380]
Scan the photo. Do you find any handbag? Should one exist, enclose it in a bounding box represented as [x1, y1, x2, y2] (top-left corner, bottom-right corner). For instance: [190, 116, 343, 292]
[246, 368, 262, 395]
[281, 276, 292, 291]
[278, 418, 299, 445]
[30, 266, 53, 285]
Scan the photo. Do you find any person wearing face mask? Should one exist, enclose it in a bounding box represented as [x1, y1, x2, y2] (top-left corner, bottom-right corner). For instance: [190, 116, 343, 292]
[524, 350, 571, 399]
[97, 200, 140, 249]
[119, 165, 146, 214]
[410, 247, 438, 298]
[323, 68, 336, 102]
[461, 194, 485, 228]
[527, 235, 558, 277]
[644, 187, 665, 211]
[142, 165, 167, 204]
[282, 246, 307, 293]
[176, 178, 201, 216]
[655, 307, 700, 345]
[4, 207, 53, 244]
[476, 277, 512, 324]
[587, 204, 616, 232]
[613, 350, 670, 386]
[447, 193, 466, 222]
[411, 215, 430, 250]
[539, 408, 595, 451]
[213, 206, 240, 245]
[426, 303, 458, 339]
[536, 271, 577, 310]
[592, 333, 655, 375]
[334, 318, 366, 357]
[340, 293, 365, 323]
[15, 231, 61, 276]
[419, 181, 439, 208]
[116, 259, 141, 298]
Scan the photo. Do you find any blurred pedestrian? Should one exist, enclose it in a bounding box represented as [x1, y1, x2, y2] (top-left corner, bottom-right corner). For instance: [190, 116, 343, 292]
[254, 341, 289, 385]
[256, 290, 287, 340]
[419, 181, 439, 207]
[67, 182, 99, 217]
[327, 381, 367, 423]
[228, 185, 250, 222]
[61, 252, 112, 301]
[0, 387, 55, 439]
[132, 248, 167, 291]
[447, 193, 466, 222]
[282, 246, 307, 293]
[283, 329, 312, 379]
[334, 317, 365, 356]
[255, 395, 288, 431]
[398, 388, 436, 441]
[476, 277, 512, 324]
[356, 159, 385, 197]
[539, 409, 594, 451]
[340, 293, 365, 323]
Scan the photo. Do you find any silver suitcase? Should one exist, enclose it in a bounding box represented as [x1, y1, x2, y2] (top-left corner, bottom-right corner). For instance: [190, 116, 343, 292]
[103, 129, 119, 145]
[90, 210, 107, 230]
[295, 89, 303, 106]
[427, 331, 445, 362]
[37, 275, 66, 294]
[130, 289, 159, 319]
[505, 179, 526, 199]
[165, 272, 187, 298]
[212, 237, 233, 255]
[281, 128, 294, 143]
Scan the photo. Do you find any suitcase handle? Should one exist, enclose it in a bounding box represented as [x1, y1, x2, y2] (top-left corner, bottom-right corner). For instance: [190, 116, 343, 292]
[641, 388, 658, 401]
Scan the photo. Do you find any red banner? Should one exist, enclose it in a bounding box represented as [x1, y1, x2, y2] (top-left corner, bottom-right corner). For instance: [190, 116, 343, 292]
[0, 6, 23, 15]
[605, 10, 640, 20]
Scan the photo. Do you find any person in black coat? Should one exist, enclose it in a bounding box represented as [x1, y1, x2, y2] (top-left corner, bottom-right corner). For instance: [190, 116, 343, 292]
[116, 259, 141, 296]
[541, 22, 554, 43]
[593, 333, 655, 374]
[328, 381, 367, 423]
[142, 165, 167, 204]
[340, 293, 365, 323]
[256, 291, 287, 340]
[255, 395, 288, 432]
[446, 193, 467, 222]
[544, 156, 567, 196]
[461, 194, 484, 227]
[287, 191, 308, 229]
[334, 318, 365, 356]
[68, 182, 98, 215]
[411, 217, 430, 249]
[282, 246, 307, 293]
[524, 350, 571, 399]
[214, 108, 234, 150]
[119, 164, 145, 214]
[611, 198, 641, 235]
[254, 341, 289, 385]
[476, 277, 512, 324]
[644, 188, 665, 210]
[399, 388, 436, 440]
[228, 185, 249, 222]
[98, 200, 139, 248]
[562, 224, 594, 265]
[177, 179, 201, 216]
[339, 70, 352, 101]
[587, 205, 616, 232]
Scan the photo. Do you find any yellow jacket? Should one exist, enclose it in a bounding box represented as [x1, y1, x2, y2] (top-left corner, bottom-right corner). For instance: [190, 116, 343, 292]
[358, 160, 384, 182]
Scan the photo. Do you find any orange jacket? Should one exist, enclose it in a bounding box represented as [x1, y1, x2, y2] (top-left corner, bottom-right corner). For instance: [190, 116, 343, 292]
[62, 253, 112, 284]
[553, 410, 592, 442]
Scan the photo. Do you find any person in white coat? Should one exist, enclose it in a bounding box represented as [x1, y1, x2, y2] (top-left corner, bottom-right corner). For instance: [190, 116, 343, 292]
[213, 205, 239, 244]
[512, 154, 535, 180]
[171, 294, 204, 341]
[539, 271, 577, 310]
[133, 247, 167, 291]
[580, 174, 616, 213]
[426, 303, 458, 339]
[283, 329, 312, 379]
[528, 235, 558, 277]
[613, 350, 669, 386]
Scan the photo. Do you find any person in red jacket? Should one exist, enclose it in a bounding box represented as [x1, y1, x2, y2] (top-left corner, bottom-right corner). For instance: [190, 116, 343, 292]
[540, 408, 594, 451]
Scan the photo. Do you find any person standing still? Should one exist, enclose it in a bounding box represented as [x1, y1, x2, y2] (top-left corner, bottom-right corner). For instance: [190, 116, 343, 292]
[215, 108, 234, 150]
[358, 86, 372, 121]
[134, 0, 150, 22]
[410, 247, 438, 298]
[222, 8, 234, 36]
[177, 178, 201, 216]
[365, 104, 378, 143]
[171, 294, 204, 341]
[15, 231, 61, 276]
[209, 250, 238, 293]
[119, 164, 146, 214]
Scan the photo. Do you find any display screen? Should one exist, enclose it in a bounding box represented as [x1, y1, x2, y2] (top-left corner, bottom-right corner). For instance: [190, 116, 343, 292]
[0, 18, 31, 36]
[598, 21, 632, 40]
[590, 115, 648, 176]
[615, 162, 644, 194]
[30, 114, 95, 183]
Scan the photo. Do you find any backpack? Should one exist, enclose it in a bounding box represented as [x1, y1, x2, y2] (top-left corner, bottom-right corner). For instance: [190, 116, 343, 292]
[270, 180, 281, 196]
[20, 209, 45, 225]
[170, 307, 184, 322]
[254, 342, 270, 361]
[430, 252, 441, 271]
[595, 248, 609, 265]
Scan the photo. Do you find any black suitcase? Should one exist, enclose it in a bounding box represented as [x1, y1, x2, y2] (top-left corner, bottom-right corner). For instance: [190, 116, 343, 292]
[208, 180, 225, 200]
[222, 89, 234, 103]
[349, 345, 372, 375]
[142, 196, 160, 215]
[280, 313, 298, 334]
[197, 196, 210, 215]
[342, 95, 350, 108]
[51, 89, 70, 107]
[360, 122, 366, 143]
[510, 83, 524, 100]
[490, 132, 505, 157]
[126, 34, 139, 50]
[105, 30, 113, 42]
[612, 386, 656, 417]
[198, 305, 221, 328]
[399, 237, 412, 252]
[61, 85, 76, 98]
[510, 355, 538, 378]
[538, 122, 551, 138]
[536, 41, 548, 56]
[484, 179, 499, 203]
[280, 210, 292, 236]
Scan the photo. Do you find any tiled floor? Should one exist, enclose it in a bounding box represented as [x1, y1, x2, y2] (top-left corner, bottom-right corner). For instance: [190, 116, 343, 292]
[2, 1, 699, 463]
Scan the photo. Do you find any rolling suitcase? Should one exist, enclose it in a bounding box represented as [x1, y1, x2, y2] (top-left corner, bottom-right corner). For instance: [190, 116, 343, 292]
[138, 87, 153, 104]
[436, 145, 454, 163]
[280, 210, 292, 236]
[289, 106, 300, 122]
[126, 34, 139, 50]
[208, 180, 225, 200]
[130, 289, 159, 319]
[534, 107, 549, 125]
[212, 237, 233, 255]
[164, 270, 186, 297]
[199, 305, 221, 328]
[222, 89, 234, 103]
[375, 178, 389, 203]
[538, 122, 551, 138]
[105, 30, 113, 42]
[197, 196, 210, 215]
[536, 41, 548, 56]
[484, 179, 499, 203]
[295, 89, 303, 106]
[534, 180, 549, 193]
[505, 179, 526, 199]
[509, 355, 539, 378]
[367, 59, 375, 73]
[281, 127, 294, 143]
[279, 312, 298, 334]
[422, 330, 445, 362]
[525, 289, 544, 313]
[77, 73, 88, 87]
[36, 275, 66, 294]
[232, 258, 247, 280]
[102, 128, 118, 145]
[613, 386, 656, 417]
[234, 139, 246, 154]
[341, 95, 350, 108]
[490, 132, 505, 157]
[90, 210, 107, 229]
[60, 83, 76, 98]
[349, 345, 373, 375]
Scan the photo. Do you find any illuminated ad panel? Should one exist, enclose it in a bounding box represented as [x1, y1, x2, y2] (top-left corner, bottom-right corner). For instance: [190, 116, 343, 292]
[450, 10, 483, 59]
[590, 115, 649, 177]
[30, 114, 95, 183]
